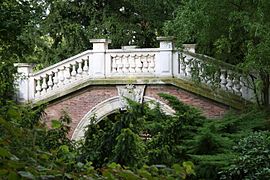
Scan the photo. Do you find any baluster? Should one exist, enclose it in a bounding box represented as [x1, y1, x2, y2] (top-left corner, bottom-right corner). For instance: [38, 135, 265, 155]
[142, 55, 149, 73]
[233, 75, 242, 96]
[59, 67, 65, 85]
[148, 54, 155, 73]
[180, 54, 187, 76]
[83, 57, 89, 75]
[214, 69, 221, 87]
[115, 56, 120, 73]
[185, 57, 192, 78]
[88, 55, 92, 76]
[71, 63, 77, 81]
[64, 65, 71, 83]
[123, 55, 130, 73]
[41, 75, 48, 94]
[117, 56, 123, 74]
[53, 70, 59, 89]
[226, 71, 234, 92]
[35, 77, 42, 96]
[112, 56, 117, 73]
[77, 60, 83, 77]
[220, 69, 227, 90]
[129, 55, 136, 73]
[197, 61, 204, 82]
[47, 73, 53, 91]
[240, 76, 246, 98]
[135, 55, 142, 73]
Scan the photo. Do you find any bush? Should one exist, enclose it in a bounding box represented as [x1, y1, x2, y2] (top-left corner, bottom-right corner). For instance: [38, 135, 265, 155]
[220, 131, 270, 180]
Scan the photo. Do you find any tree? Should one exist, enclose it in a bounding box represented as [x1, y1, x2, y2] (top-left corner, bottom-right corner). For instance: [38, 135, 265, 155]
[0, 0, 44, 63]
[34, 0, 180, 65]
[220, 131, 270, 180]
[164, 0, 270, 108]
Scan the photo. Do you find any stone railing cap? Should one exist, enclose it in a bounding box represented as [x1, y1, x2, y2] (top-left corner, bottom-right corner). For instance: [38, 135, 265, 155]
[157, 36, 175, 41]
[121, 46, 138, 50]
[90, 39, 112, 43]
[14, 63, 34, 67]
[183, 44, 197, 48]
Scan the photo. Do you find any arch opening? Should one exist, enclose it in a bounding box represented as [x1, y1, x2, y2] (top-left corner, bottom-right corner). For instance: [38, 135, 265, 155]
[71, 96, 175, 141]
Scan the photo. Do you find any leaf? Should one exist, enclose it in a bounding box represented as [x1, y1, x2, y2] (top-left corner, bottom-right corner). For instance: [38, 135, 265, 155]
[18, 171, 35, 179]
[0, 169, 8, 176]
[7, 108, 20, 119]
[8, 171, 19, 180]
[183, 161, 195, 175]
[59, 145, 69, 153]
[0, 147, 11, 158]
[137, 169, 152, 179]
[108, 162, 121, 169]
[64, 173, 73, 178]
[7, 161, 25, 169]
[51, 120, 61, 129]
[118, 169, 141, 180]
[172, 164, 184, 174]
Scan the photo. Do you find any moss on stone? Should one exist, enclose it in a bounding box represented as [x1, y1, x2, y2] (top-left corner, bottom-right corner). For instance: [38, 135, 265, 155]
[32, 77, 251, 109]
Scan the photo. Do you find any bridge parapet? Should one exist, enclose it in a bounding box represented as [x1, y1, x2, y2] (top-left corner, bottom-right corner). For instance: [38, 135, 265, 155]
[16, 37, 255, 105]
[176, 51, 254, 100]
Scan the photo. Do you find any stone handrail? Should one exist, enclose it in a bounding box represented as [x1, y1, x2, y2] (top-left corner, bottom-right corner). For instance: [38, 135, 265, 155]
[28, 51, 93, 102]
[15, 37, 257, 104]
[106, 48, 159, 77]
[175, 50, 253, 101]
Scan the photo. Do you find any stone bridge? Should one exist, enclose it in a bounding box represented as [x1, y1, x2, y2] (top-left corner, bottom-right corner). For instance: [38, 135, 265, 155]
[16, 37, 255, 140]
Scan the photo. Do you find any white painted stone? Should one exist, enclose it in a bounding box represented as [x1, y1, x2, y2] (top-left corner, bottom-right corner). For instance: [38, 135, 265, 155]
[14, 63, 33, 102]
[183, 44, 196, 53]
[156, 36, 174, 77]
[90, 39, 111, 78]
[14, 38, 256, 104]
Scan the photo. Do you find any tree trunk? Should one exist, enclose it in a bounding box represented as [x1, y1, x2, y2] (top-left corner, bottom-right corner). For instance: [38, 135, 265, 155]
[261, 74, 270, 109]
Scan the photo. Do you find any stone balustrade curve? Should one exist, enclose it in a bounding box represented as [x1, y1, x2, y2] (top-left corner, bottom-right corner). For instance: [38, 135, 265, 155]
[15, 37, 260, 106]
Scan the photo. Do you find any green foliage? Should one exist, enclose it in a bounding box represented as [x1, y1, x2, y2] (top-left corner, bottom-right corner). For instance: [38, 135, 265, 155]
[0, 0, 44, 63]
[165, 0, 270, 108]
[220, 131, 270, 180]
[81, 93, 204, 177]
[185, 107, 269, 179]
[0, 96, 197, 179]
[0, 62, 16, 102]
[113, 128, 145, 168]
[15, 0, 179, 67]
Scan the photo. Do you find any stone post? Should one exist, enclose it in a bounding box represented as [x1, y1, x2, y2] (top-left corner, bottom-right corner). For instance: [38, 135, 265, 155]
[14, 63, 34, 102]
[90, 39, 111, 78]
[156, 36, 174, 77]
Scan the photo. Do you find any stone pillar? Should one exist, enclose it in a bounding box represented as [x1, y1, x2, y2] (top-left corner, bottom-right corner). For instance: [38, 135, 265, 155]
[156, 36, 174, 77]
[90, 39, 111, 78]
[14, 63, 33, 102]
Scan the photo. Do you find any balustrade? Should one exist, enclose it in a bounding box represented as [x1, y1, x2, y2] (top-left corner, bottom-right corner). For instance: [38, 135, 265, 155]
[15, 38, 256, 104]
[30, 52, 92, 100]
[109, 51, 156, 76]
[177, 51, 248, 99]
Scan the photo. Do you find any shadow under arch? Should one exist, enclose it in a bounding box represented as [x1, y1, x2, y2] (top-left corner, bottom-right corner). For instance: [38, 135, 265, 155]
[71, 96, 175, 141]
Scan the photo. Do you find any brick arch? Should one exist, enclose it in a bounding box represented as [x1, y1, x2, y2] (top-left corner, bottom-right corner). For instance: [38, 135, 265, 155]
[44, 84, 229, 139]
[71, 96, 175, 141]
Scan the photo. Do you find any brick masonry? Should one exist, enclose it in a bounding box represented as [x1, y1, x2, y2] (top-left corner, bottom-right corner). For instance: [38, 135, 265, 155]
[44, 84, 229, 138]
